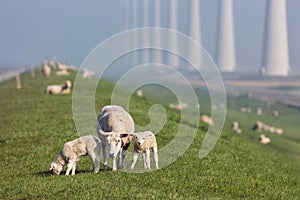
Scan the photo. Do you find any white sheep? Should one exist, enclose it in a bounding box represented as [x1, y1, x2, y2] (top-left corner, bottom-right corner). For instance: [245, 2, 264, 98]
[50, 135, 101, 175]
[130, 131, 159, 170]
[252, 121, 263, 131]
[56, 69, 70, 76]
[232, 121, 239, 131]
[273, 110, 280, 117]
[275, 128, 283, 135]
[97, 105, 134, 171]
[256, 107, 263, 115]
[43, 63, 51, 77]
[201, 115, 214, 125]
[136, 89, 143, 97]
[259, 134, 271, 144]
[169, 102, 188, 111]
[46, 80, 72, 94]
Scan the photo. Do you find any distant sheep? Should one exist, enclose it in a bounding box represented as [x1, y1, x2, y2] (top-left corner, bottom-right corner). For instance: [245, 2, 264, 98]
[50, 135, 101, 175]
[252, 121, 263, 131]
[43, 63, 51, 77]
[136, 90, 143, 97]
[232, 121, 242, 134]
[56, 69, 70, 76]
[256, 107, 263, 115]
[259, 134, 271, 144]
[201, 115, 213, 125]
[46, 80, 72, 94]
[273, 110, 280, 117]
[275, 128, 283, 135]
[82, 68, 94, 79]
[130, 131, 159, 170]
[169, 102, 188, 111]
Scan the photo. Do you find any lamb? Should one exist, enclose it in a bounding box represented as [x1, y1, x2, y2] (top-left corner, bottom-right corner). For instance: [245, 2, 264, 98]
[97, 105, 134, 171]
[259, 134, 271, 144]
[46, 80, 72, 94]
[275, 128, 283, 135]
[50, 135, 101, 175]
[130, 131, 159, 170]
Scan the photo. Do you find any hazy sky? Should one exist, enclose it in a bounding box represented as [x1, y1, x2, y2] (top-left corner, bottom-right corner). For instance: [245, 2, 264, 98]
[0, 0, 299, 73]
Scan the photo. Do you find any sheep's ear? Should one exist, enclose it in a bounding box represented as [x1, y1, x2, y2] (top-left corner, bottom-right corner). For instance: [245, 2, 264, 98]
[127, 133, 137, 137]
[120, 134, 129, 138]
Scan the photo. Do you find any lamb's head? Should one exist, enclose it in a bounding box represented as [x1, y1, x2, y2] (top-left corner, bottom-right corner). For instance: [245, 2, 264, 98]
[133, 131, 154, 146]
[106, 133, 123, 158]
[50, 162, 63, 175]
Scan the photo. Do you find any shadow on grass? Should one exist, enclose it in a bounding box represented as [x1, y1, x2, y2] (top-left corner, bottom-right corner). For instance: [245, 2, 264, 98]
[34, 169, 107, 177]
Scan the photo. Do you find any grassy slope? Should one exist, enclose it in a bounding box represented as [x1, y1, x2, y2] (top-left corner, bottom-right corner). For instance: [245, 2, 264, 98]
[0, 69, 299, 199]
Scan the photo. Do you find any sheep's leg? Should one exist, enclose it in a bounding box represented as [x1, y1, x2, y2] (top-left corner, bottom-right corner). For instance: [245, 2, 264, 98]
[146, 149, 151, 169]
[118, 149, 126, 169]
[131, 152, 139, 169]
[66, 161, 75, 175]
[71, 162, 77, 175]
[112, 156, 117, 171]
[102, 143, 108, 171]
[153, 147, 159, 169]
[89, 151, 100, 173]
[142, 153, 147, 169]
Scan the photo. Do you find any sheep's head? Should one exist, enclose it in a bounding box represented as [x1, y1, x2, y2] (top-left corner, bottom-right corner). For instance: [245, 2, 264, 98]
[50, 162, 63, 175]
[133, 131, 154, 146]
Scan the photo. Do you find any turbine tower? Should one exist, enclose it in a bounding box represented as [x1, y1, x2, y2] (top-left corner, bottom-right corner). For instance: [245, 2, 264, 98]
[216, 0, 236, 72]
[152, 0, 163, 64]
[188, 0, 202, 69]
[262, 0, 290, 76]
[167, 0, 179, 68]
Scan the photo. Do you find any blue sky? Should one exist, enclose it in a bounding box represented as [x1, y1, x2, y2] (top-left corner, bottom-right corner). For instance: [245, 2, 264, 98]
[0, 0, 299, 73]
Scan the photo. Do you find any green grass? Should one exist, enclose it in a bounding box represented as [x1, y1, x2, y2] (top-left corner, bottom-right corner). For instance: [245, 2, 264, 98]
[0, 69, 299, 199]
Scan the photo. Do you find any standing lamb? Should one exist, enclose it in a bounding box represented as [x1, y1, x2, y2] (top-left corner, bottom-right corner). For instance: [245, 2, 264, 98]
[50, 135, 101, 175]
[130, 131, 159, 170]
[97, 105, 134, 171]
[46, 80, 72, 94]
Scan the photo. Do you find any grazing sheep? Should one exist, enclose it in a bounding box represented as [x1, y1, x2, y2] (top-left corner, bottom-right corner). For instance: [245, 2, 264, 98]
[259, 134, 271, 144]
[50, 135, 101, 175]
[46, 80, 72, 94]
[97, 105, 134, 171]
[201, 115, 213, 125]
[130, 131, 159, 170]
[56, 69, 70, 76]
